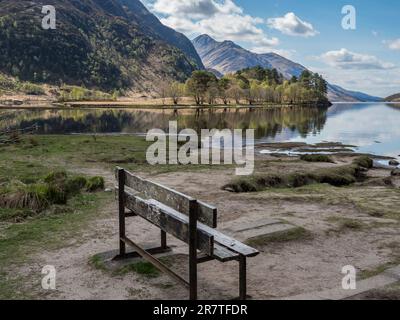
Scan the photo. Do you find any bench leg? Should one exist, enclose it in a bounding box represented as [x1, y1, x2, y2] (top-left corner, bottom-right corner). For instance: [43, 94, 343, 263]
[189, 201, 198, 300]
[239, 255, 247, 300]
[161, 230, 167, 250]
[118, 169, 126, 257]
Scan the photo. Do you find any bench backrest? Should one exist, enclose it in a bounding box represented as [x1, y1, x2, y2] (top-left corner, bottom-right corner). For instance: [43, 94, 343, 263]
[115, 168, 217, 228]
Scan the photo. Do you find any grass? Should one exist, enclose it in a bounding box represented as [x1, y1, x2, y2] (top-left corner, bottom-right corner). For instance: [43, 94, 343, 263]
[0, 191, 112, 298]
[245, 227, 312, 247]
[223, 157, 371, 193]
[326, 216, 367, 232]
[57, 85, 115, 102]
[89, 254, 161, 279]
[358, 261, 400, 280]
[300, 154, 334, 163]
[0, 170, 105, 221]
[114, 262, 160, 278]
[0, 73, 45, 96]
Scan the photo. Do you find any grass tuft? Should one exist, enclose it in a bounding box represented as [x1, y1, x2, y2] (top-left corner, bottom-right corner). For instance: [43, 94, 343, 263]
[85, 177, 105, 192]
[300, 154, 334, 163]
[245, 227, 312, 247]
[223, 157, 373, 193]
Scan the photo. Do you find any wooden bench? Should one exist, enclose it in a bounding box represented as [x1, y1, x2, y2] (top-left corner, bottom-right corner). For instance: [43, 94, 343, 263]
[114, 167, 259, 300]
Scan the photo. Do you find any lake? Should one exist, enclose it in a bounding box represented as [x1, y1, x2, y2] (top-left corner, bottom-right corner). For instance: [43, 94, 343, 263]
[1, 103, 399, 161]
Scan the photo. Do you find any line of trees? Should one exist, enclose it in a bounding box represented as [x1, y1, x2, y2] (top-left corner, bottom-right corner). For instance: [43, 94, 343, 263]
[157, 67, 329, 106]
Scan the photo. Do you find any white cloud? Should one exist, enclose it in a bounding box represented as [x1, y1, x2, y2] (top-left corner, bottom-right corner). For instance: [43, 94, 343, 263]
[148, 0, 279, 50]
[319, 48, 396, 70]
[386, 39, 400, 50]
[267, 12, 318, 37]
[309, 66, 400, 97]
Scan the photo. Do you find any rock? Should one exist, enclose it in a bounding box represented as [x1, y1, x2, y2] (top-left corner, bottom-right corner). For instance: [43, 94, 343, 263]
[391, 168, 400, 176]
[104, 188, 113, 193]
[389, 160, 400, 166]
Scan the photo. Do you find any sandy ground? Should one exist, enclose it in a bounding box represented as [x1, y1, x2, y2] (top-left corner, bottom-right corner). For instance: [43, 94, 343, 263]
[15, 155, 400, 300]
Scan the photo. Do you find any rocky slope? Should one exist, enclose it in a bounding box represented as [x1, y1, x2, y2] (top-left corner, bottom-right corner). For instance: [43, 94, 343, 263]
[192, 34, 382, 102]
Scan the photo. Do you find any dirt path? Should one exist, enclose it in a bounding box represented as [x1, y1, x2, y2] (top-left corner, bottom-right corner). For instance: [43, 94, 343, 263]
[16, 160, 399, 300]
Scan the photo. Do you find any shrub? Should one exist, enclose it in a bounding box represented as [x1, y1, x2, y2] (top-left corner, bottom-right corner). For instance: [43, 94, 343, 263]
[66, 176, 88, 195]
[86, 176, 105, 192]
[19, 83, 45, 95]
[0, 181, 66, 211]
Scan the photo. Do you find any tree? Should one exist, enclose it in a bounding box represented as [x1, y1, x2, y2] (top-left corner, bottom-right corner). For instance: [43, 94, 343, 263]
[206, 81, 219, 105]
[226, 84, 243, 104]
[218, 78, 230, 105]
[168, 82, 185, 105]
[299, 70, 312, 90]
[185, 71, 217, 105]
[157, 81, 169, 105]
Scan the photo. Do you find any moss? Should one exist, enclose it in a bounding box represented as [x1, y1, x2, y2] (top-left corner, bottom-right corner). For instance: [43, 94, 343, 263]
[86, 176, 105, 192]
[300, 154, 334, 163]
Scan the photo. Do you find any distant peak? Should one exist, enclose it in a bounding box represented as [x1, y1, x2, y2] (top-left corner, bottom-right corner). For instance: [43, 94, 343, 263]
[193, 34, 217, 44]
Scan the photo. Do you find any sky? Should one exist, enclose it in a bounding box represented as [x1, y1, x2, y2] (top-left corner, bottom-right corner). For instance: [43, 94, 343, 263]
[142, 0, 400, 97]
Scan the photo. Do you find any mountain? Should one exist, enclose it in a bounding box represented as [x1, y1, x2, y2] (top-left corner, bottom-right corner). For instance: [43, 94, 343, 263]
[385, 93, 400, 102]
[192, 34, 382, 102]
[192, 34, 305, 79]
[328, 84, 382, 102]
[0, 0, 203, 92]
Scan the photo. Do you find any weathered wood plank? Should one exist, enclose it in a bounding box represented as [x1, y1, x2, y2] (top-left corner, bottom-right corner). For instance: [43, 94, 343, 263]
[116, 168, 217, 228]
[151, 200, 258, 258]
[201, 223, 259, 257]
[212, 244, 239, 262]
[124, 190, 214, 255]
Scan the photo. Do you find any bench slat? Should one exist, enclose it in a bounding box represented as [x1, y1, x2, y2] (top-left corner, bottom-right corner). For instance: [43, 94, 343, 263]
[213, 244, 239, 262]
[117, 168, 217, 228]
[151, 200, 259, 258]
[202, 223, 259, 257]
[124, 190, 214, 255]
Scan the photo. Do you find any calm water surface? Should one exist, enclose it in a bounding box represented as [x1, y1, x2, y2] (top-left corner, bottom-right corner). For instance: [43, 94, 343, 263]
[1, 103, 399, 160]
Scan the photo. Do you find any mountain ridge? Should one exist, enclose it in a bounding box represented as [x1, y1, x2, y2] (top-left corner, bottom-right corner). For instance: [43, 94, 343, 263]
[192, 34, 382, 102]
[0, 0, 203, 92]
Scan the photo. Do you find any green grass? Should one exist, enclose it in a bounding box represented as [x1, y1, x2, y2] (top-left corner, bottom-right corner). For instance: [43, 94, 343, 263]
[89, 254, 172, 279]
[223, 157, 371, 193]
[113, 261, 160, 278]
[300, 154, 334, 163]
[0, 191, 112, 298]
[57, 85, 114, 102]
[89, 254, 107, 271]
[245, 227, 312, 247]
[359, 261, 400, 280]
[326, 216, 367, 232]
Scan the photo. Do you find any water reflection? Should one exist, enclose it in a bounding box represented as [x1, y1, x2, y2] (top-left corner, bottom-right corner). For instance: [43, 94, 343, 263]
[1, 103, 399, 160]
[0, 107, 328, 140]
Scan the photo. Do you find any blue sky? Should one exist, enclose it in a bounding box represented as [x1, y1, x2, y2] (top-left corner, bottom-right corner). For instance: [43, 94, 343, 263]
[143, 0, 400, 97]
